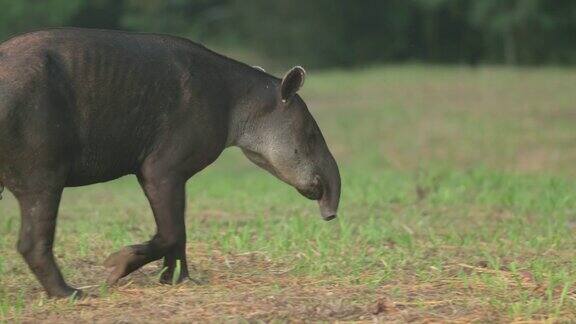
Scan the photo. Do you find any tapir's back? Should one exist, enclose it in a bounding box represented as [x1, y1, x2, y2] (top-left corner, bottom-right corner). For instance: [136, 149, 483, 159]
[0, 28, 228, 185]
[0, 28, 202, 132]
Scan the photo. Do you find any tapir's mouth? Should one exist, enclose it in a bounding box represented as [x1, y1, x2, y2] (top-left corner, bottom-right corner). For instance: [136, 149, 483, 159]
[297, 186, 323, 200]
[297, 174, 323, 200]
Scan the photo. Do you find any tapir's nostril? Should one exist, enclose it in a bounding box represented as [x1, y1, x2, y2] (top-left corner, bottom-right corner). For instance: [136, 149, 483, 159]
[323, 214, 337, 221]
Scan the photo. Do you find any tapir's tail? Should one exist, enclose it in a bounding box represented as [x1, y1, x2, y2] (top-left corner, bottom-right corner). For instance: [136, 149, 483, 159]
[0, 182, 4, 200]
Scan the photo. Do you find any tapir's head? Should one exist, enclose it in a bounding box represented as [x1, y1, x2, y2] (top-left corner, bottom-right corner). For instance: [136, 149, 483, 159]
[237, 66, 341, 221]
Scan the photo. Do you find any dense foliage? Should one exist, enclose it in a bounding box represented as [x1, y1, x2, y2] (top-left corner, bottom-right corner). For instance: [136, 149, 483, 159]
[1, 0, 575, 68]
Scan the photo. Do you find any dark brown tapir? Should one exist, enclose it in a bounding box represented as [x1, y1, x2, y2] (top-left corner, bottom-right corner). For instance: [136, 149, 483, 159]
[0, 28, 341, 298]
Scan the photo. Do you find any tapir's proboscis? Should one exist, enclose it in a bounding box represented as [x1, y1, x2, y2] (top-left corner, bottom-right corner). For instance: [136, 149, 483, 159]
[0, 28, 341, 298]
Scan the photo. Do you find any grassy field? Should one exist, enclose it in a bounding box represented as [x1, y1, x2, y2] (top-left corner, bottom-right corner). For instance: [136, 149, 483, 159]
[1, 65, 576, 322]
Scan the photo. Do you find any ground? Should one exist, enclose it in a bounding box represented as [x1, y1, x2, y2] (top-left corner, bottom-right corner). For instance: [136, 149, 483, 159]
[1, 66, 576, 322]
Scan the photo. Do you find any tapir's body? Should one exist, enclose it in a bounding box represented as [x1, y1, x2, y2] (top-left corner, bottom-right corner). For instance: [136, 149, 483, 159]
[0, 28, 239, 187]
[0, 28, 340, 298]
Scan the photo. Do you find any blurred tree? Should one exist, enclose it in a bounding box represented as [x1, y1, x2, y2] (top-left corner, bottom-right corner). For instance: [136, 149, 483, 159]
[540, 0, 576, 64]
[0, 0, 84, 40]
[230, 0, 413, 67]
[469, 0, 547, 64]
[121, 0, 233, 42]
[69, 0, 125, 30]
[1, 0, 576, 68]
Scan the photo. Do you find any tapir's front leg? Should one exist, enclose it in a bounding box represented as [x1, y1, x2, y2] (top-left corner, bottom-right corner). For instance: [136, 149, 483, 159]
[104, 172, 188, 285]
[139, 173, 189, 284]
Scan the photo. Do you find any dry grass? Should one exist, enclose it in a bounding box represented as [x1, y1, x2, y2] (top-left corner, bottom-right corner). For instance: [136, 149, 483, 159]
[7, 250, 572, 323]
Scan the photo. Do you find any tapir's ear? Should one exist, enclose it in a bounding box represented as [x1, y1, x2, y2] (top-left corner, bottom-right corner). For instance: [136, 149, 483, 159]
[280, 66, 306, 102]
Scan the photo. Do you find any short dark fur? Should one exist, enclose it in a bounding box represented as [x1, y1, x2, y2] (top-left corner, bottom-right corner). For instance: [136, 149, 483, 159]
[0, 28, 340, 298]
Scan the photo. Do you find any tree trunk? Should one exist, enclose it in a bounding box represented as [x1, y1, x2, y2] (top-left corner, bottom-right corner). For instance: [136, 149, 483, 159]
[503, 26, 517, 65]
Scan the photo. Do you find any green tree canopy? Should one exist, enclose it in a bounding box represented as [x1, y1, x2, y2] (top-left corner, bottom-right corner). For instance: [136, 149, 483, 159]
[1, 0, 576, 68]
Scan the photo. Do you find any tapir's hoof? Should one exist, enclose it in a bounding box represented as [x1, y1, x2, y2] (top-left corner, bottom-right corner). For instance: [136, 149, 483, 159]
[104, 247, 136, 285]
[48, 287, 84, 299]
[159, 271, 190, 285]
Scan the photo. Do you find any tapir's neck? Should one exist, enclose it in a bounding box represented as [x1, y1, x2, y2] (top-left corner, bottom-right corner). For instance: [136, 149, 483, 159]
[181, 43, 280, 149]
[222, 66, 279, 148]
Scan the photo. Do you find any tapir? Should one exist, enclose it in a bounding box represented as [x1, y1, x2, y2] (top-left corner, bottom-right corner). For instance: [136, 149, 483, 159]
[0, 28, 341, 298]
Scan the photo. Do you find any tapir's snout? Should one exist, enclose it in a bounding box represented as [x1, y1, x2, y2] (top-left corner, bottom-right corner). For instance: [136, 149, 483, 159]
[319, 193, 338, 221]
[296, 168, 340, 221]
[317, 152, 341, 222]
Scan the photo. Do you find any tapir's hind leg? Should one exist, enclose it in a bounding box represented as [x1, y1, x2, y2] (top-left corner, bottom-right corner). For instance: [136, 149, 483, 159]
[104, 172, 188, 285]
[16, 187, 80, 298]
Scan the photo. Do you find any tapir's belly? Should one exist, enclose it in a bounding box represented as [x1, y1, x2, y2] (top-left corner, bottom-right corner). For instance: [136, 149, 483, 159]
[0, 119, 144, 187]
[64, 118, 163, 186]
[66, 143, 144, 186]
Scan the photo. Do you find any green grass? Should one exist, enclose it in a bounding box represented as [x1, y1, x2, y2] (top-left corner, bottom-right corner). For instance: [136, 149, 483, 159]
[1, 65, 576, 322]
